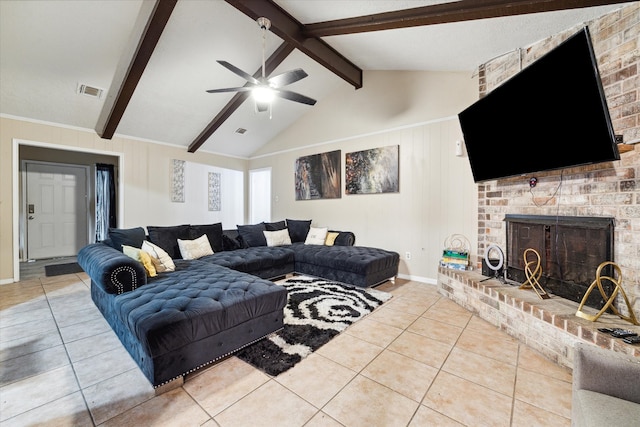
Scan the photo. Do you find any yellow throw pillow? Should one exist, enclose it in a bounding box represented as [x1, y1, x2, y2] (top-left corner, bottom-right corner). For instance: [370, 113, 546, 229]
[138, 250, 157, 277]
[325, 232, 339, 246]
[122, 245, 157, 277]
[141, 241, 175, 272]
[177, 234, 214, 260]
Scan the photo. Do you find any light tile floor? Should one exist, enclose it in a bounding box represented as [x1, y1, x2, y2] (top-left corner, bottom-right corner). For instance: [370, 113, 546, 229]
[0, 270, 573, 426]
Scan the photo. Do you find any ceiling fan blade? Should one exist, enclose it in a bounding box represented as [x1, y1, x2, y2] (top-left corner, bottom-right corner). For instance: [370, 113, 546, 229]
[275, 89, 317, 106]
[206, 87, 252, 94]
[268, 69, 308, 88]
[217, 60, 261, 86]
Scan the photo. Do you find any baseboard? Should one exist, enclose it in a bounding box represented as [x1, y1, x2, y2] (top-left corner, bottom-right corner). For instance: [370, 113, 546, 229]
[0, 278, 16, 285]
[396, 273, 437, 285]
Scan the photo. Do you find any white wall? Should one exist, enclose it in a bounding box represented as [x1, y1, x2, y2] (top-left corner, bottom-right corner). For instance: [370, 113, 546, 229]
[250, 70, 479, 283]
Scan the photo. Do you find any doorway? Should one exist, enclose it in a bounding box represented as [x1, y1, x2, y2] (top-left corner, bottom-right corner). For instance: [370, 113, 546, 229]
[24, 161, 89, 260]
[249, 168, 272, 224]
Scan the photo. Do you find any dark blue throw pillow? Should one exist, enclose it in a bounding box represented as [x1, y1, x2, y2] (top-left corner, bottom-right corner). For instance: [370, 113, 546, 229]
[147, 225, 190, 259]
[286, 219, 312, 243]
[107, 227, 146, 252]
[264, 220, 286, 231]
[237, 223, 267, 248]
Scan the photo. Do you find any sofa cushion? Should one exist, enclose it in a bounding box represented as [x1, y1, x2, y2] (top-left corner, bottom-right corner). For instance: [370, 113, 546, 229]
[294, 244, 399, 275]
[237, 223, 267, 248]
[178, 234, 214, 260]
[189, 223, 223, 253]
[265, 220, 286, 231]
[264, 229, 292, 247]
[222, 234, 242, 251]
[305, 227, 328, 245]
[141, 241, 175, 273]
[110, 260, 287, 360]
[573, 389, 640, 427]
[200, 246, 294, 277]
[122, 245, 157, 277]
[108, 227, 146, 251]
[286, 219, 311, 243]
[147, 225, 190, 259]
[325, 232, 339, 246]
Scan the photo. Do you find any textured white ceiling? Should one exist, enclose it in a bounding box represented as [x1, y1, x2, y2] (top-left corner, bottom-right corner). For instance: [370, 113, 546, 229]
[0, 0, 631, 158]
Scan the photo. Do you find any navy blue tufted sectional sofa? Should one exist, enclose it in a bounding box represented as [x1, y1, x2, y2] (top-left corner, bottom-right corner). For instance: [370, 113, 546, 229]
[77, 221, 399, 388]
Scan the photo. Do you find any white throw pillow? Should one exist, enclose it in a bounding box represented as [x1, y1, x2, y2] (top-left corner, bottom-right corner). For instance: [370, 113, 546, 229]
[263, 229, 292, 247]
[141, 240, 176, 272]
[305, 227, 328, 245]
[177, 234, 214, 260]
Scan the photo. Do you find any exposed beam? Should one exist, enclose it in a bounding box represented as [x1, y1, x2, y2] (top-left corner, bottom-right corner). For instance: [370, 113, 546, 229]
[304, 0, 631, 37]
[187, 42, 295, 153]
[225, 0, 363, 89]
[96, 0, 177, 139]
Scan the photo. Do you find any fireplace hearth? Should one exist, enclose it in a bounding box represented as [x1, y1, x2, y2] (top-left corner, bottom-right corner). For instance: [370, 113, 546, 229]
[505, 215, 615, 309]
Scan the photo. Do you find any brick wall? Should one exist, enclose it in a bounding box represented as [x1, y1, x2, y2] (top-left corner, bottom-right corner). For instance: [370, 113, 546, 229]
[475, 4, 640, 317]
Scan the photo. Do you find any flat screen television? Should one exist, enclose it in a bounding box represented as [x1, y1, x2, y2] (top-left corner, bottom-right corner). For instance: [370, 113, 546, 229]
[458, 27, 619, 183]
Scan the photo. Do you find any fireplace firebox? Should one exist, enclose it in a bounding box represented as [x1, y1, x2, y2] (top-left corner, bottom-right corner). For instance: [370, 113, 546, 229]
[504, 215, 615, 309]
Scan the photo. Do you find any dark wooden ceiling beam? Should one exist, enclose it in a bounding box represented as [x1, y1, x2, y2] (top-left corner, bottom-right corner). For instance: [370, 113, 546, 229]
[304, 0, 631, 37]
[187, 42, 295, 153]
[225, 0, 363, 89]
[96, 0, 177, 139]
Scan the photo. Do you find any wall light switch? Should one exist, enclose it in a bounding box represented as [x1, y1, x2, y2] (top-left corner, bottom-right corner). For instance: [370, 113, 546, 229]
[455, 140, 463, 157]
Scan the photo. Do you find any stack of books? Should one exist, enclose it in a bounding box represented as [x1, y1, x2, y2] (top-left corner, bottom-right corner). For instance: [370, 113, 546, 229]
[440, 249, 469, 271]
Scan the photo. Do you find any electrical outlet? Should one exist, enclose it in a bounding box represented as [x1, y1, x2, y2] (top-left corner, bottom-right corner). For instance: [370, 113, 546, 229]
[405, 251, 411, 260]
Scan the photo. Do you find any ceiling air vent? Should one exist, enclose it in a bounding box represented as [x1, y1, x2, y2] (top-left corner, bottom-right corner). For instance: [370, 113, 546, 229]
[77, 83, 104, 99]
[235, 128, 247, 135]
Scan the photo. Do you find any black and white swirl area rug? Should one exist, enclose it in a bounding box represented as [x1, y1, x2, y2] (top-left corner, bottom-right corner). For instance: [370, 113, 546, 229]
[235, 275, 392, 376]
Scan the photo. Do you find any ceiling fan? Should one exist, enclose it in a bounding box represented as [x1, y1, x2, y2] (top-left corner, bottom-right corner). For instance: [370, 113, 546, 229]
[206, 17, 317, 116]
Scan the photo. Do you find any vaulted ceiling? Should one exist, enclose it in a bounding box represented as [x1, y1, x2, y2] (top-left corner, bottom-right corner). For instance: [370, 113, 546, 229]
[0, 0, 631, 158]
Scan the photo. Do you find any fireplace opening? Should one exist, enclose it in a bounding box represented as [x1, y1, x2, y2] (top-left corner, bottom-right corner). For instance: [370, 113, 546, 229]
[505, 215, 615, 309]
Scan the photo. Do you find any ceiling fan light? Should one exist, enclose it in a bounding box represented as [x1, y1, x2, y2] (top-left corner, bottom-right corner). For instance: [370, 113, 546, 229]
[252, 86, 275, 104]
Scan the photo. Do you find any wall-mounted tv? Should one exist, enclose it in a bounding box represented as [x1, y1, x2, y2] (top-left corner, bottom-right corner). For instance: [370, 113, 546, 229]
[458, 27, 619, 183]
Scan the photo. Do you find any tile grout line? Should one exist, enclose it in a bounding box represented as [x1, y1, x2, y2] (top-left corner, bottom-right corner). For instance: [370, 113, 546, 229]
[41, 275, 99, 427]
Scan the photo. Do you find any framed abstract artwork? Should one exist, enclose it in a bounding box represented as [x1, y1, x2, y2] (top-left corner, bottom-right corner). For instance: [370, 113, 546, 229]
[295, 150, 341, 200]
[345, 145, 399, 194]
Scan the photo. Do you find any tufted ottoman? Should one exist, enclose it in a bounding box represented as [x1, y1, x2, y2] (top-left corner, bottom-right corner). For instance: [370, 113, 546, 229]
[90, 259, 287, 387]
[292, 244, 400, 287]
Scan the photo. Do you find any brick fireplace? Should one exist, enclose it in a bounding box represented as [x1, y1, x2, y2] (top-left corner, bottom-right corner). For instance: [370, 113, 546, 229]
[436, 4, 640, 367]
[470, 4, 639, 320]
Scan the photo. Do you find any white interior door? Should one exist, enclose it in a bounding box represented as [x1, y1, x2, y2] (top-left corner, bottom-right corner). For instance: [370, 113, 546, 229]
[250, 168, 271, 224]
[26, 162, 88, 259]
